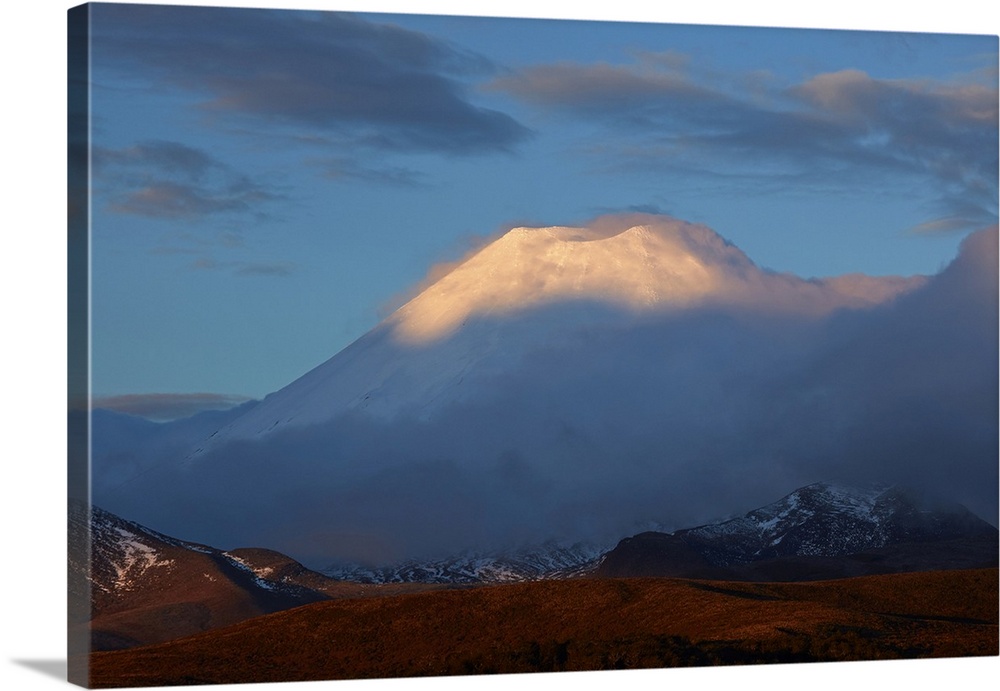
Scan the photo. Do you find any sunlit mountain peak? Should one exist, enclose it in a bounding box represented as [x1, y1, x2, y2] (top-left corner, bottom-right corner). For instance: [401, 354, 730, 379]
[389, 216, 917, 345]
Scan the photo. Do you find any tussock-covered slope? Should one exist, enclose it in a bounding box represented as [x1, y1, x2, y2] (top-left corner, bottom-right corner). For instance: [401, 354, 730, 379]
[86, 568, 999, 686]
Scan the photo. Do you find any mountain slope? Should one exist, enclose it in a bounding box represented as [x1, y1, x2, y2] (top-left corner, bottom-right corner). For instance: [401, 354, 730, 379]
[86, 568, 999, 687]
[324, 541, 607, 584]
[598, 482, 999, 580]
[69, 501, 333, 650]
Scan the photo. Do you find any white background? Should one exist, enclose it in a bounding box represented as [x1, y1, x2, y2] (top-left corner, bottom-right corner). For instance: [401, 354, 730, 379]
[2, 1, 997, 690]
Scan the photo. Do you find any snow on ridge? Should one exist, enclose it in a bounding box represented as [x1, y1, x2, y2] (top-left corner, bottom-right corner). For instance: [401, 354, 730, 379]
[320, 482, 912, 582]
[324, 541, 609, 584]
[107, 526, 175, 591]
[93, 504, 214, 554]
[678, 481, 905, 565]
[222, 552, 284, 591]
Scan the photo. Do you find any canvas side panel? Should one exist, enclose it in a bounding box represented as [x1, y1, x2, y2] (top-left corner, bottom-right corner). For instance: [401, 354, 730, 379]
[67, 3, 92, 687]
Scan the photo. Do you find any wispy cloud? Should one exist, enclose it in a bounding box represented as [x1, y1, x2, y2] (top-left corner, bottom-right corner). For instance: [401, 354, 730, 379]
[192, 258, 298, 278]
[93, 393, 253, 421]
[490, 59, 738, 123]
[92, 5, 528, 156]
[94, 140, 218, 178]
[491, 55, 999, 234]
[94, 141, 293, 272]
[95, 140, 280, 220]
[317, 157, 427, 187]
[109, 180, 275, 220]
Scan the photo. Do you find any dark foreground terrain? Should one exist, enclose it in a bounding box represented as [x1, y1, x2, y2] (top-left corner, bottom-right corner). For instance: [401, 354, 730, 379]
[85, 567, 998, 687]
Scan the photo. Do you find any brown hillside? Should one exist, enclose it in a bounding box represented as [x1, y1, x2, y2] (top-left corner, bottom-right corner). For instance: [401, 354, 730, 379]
[72, 503, 457, 652]
[87, 568, 999, 687]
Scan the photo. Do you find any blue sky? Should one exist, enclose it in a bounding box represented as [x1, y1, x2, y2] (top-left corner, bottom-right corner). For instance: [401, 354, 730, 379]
[82, 0, 998, 411]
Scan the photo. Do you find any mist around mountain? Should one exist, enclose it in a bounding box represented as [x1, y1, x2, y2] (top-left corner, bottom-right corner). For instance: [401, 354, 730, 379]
[86, 401, 258, 498]
[323, 480, 998, 585]
[76, 497, 999, 685]
[74, 481, 997, 656]
[92, 215, 998, 570]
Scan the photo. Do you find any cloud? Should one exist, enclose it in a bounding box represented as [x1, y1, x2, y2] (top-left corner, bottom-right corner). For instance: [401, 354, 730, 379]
[489, 61, 726, 116]
[93, 393, 253, 421]
[785, 70, 998, 230]
[620, 203, 672, 216]
[94, 140, 218, 179]
[491, 56, 998, 234]
[317, 157, 427, 187]
[109, 181, 274, 220]
[791, 69, 997, 124]
[96, 141, 280, 220]
[192, 258, 298, 277]
[91, 5, 528, 155]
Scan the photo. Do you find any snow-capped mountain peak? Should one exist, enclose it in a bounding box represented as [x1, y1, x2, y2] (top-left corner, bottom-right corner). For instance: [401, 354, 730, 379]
[388, 218, 919, 346]
[188, 216, 922, 447]
[388, 220, 750, 345]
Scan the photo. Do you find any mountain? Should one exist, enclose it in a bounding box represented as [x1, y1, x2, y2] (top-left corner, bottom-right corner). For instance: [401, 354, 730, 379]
[92, 216, 997, 571]
[194, 217, 921, 446]
[325, 482, 998, 585]
[324, 541, 607, 584]
[69, 501, 334, 651]
[597, 482, 999, 580]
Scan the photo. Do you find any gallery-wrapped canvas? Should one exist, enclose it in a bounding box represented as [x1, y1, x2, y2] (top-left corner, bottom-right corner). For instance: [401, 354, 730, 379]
[68, 2, 999, 688]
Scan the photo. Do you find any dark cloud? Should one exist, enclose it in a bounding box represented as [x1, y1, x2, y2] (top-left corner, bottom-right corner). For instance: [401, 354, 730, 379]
[94, 140, 218, 179]
[91, 5, 528, 155]
[93, 393, 253, 421]
[109, 181, 275, 219]
[94, 225, 998, 567]
[491, 56, 998, 234]
[96, 141, 280, 220]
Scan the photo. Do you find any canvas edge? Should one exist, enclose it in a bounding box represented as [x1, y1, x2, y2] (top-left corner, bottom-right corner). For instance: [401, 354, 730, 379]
[67, 3, 93, 688]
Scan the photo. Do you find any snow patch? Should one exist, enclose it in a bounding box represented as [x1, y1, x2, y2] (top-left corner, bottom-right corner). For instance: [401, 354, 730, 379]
[110, 527, 174, 590]
[324, 541, 608, 584]
[224, 553, 282, 591]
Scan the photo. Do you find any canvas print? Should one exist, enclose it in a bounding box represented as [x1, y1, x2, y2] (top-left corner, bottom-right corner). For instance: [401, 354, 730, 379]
[67, 2, 999, 688]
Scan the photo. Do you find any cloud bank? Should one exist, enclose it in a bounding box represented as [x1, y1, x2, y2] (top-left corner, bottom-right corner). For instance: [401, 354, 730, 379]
[93, 393, 255, 421]
[491, 55, 999, 234]
[92, 5, 528, 155]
